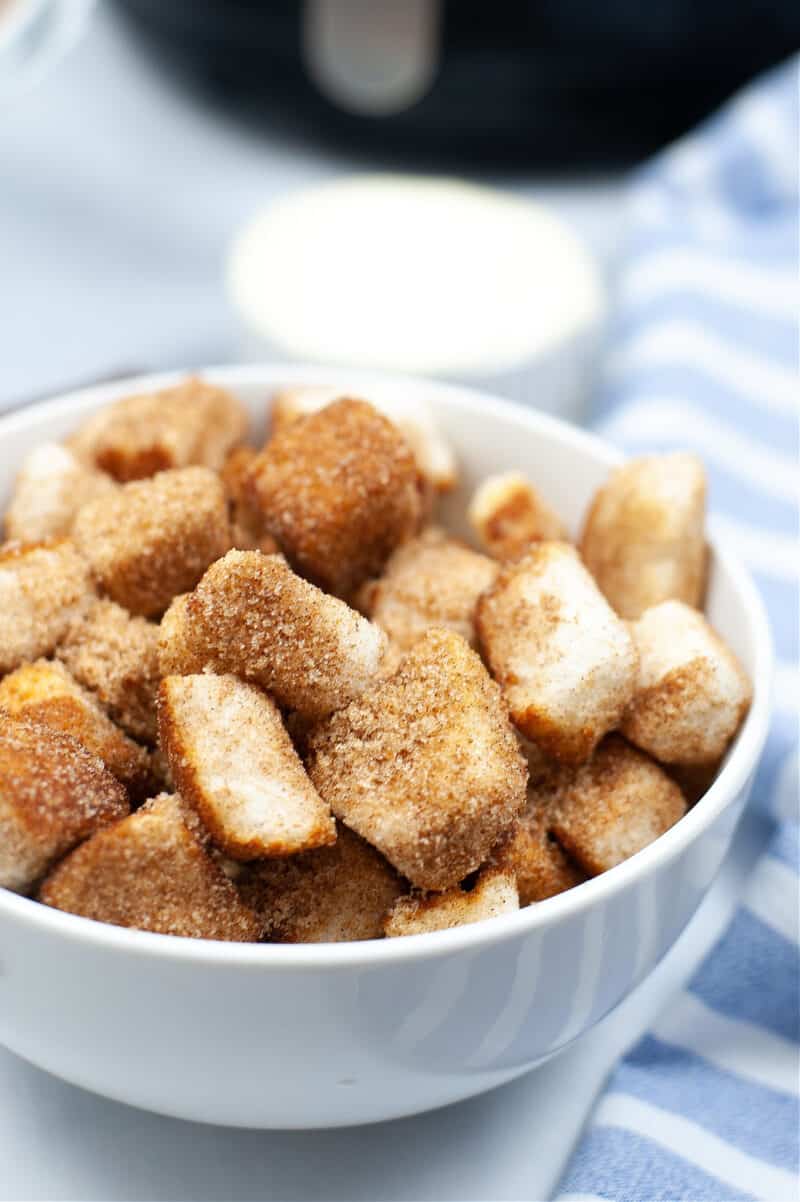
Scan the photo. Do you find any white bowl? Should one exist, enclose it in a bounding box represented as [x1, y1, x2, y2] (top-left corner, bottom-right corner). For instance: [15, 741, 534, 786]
[0, 364, 772, 1129]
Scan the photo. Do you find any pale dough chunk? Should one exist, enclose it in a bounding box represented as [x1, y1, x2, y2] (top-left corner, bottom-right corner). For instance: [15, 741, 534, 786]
[3, 443, 116, 543]
[384, 867, 518, 937]
[469, 471, 567, 561]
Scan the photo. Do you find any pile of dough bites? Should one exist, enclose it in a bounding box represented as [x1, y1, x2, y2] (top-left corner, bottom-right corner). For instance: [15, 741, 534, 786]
[0, 378, 752, 942]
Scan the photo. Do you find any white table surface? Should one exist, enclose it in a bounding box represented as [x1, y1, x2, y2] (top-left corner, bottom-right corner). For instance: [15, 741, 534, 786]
[0, 8, 758, 1201]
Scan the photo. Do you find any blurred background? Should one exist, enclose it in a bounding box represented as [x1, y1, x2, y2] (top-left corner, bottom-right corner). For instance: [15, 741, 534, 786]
[0, 0, 797, 417]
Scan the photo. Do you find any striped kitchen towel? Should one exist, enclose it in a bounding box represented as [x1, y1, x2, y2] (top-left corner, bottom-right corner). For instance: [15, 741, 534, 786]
[556, 58, 799, 1202]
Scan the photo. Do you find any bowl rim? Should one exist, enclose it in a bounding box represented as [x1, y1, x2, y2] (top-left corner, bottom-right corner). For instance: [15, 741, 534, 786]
[0, 363, 774, 969]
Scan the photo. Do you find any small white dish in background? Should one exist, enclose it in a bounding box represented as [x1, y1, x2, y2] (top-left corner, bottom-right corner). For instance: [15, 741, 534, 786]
[227, 178, 606, 424]
[0, 364, 771, 1128]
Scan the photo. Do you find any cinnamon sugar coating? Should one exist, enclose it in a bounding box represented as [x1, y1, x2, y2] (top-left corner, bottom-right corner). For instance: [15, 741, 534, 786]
[72, 466, 231, 616]
[549, 735, 687, 875]
[247, 398, 422, 596]
[307, 628, 527, 891]
[39, 793, 262, 940]
[476, 542, 638, 764]
[469, 471, 567, 561]
[238, 824, 404, 942]
[57, 600, 161, 744]
[621, 600, 751, 765]
[0, 712, 128, 893]
[580, 453, 706, 619]
[159, 673, 335, 860]
[158, 551, 387, 722]
[0, 660, 156, 801]
[497, 786, 586, 905]
[359, 527, 498, 651]
[0, 539, 94, 675]
[384, 866, 518, 937]
[4, 443, 117, 544]
[221, 446, 280, 554]
[68, 376, 248, 481]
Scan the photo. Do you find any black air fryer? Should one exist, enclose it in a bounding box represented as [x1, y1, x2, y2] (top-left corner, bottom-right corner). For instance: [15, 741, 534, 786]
[117, 0, 799, 166]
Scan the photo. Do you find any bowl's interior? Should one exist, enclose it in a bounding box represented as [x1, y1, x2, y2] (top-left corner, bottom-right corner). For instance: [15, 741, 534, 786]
[0, 363, 772, 959]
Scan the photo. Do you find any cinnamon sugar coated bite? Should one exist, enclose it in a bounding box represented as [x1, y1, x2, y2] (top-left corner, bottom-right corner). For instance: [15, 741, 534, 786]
[0, 712, 128, 893]
[159, 673, 335, 860]
[0, 659, 156, 801]
[68, 377, 248, 481]
[57, 600, 161, 744]
[359, 527, 498, 650]
[549, 736, 687, 875]
[498, 787, 586, 905]
[477, 542, 638, 764]
[72, 466, 231, 616]
[581, 453, 706, 619]
[247, 397, 422, 596]
[469, 471, 567, 561]
[158, 551, 387, 722]
[4, 444, 117, 544]
[384, 866, 518, 937]
[39, 794, 262, 940]
[307, 628, 528, 891]
[621, 600, 751, 765]
[238, 824, 404, 942]
[0, 539, 94, 674]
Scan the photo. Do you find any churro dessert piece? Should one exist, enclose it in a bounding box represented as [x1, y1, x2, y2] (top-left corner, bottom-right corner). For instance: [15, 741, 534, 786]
[0, 712, 128, 893]
[580, 453, 706, 619]
[68, 376, 248, 481]
[308, 628, 527, 891]
[159, 673, 336, 860]
[270, 385, 458, 494]
[476, 542, 637, 764]
[238, 824, 404, 942]
[39, 793, 262, 940]
[498, 788, 586, 905]
[0, 660, 156, 801]
[469, 471, 567, 561]
[72, 466, 231, 617]
[384, 866, 518, 937]
[221, 445, 280, 554]
[158, 551, 387, 723]
[247, 398, 421, 596]
[57, 599, 161, 744]
[3, 444, 117, 544]
[0, 539, 94, 675]
[358, 527, 498, 650]
[549, 735, 686, 875]
[621, 600, 752, 765]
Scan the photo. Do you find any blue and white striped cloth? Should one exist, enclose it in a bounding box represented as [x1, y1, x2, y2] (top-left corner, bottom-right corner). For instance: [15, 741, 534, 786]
[556, 60, 799, 1202]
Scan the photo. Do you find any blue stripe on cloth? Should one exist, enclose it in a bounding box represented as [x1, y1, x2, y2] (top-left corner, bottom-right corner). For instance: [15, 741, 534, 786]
[617, 296, 798, 365]
[556, 1125, 755, 1202]
[620, 1034, 800, 1171]
[690, 909, 800, 1043]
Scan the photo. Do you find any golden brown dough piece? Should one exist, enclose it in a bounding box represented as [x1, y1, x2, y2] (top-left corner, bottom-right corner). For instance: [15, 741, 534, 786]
[0, 660, 156, 801]
[384, 866, 518, 937]
[621, 600, 752, 765]
[247, 398, 421, 596]
[359, 527, 498, 650]
[580, 453, 706, 619]
[72, 466, 231, 617]
[549, 735, 687, 875]
[468, 471, 567, 561]
[68, 376, 248, 481]
[39, 794, 262, 940]
[238, 825, 404, 942]
[0, 712, 128, 893]
[0, 539, 94, 675]
[57, 599, 161, 744]
[270, 385, 458, 494]
[476, 542, 638, 764]
[159, 673, 336, 860]
[221, 446, 280, 554]
[308, 628, 527, 891]
[3, 444, 117, 544]
[499, 788, 586, 905]
[158, 551, 387, 723]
